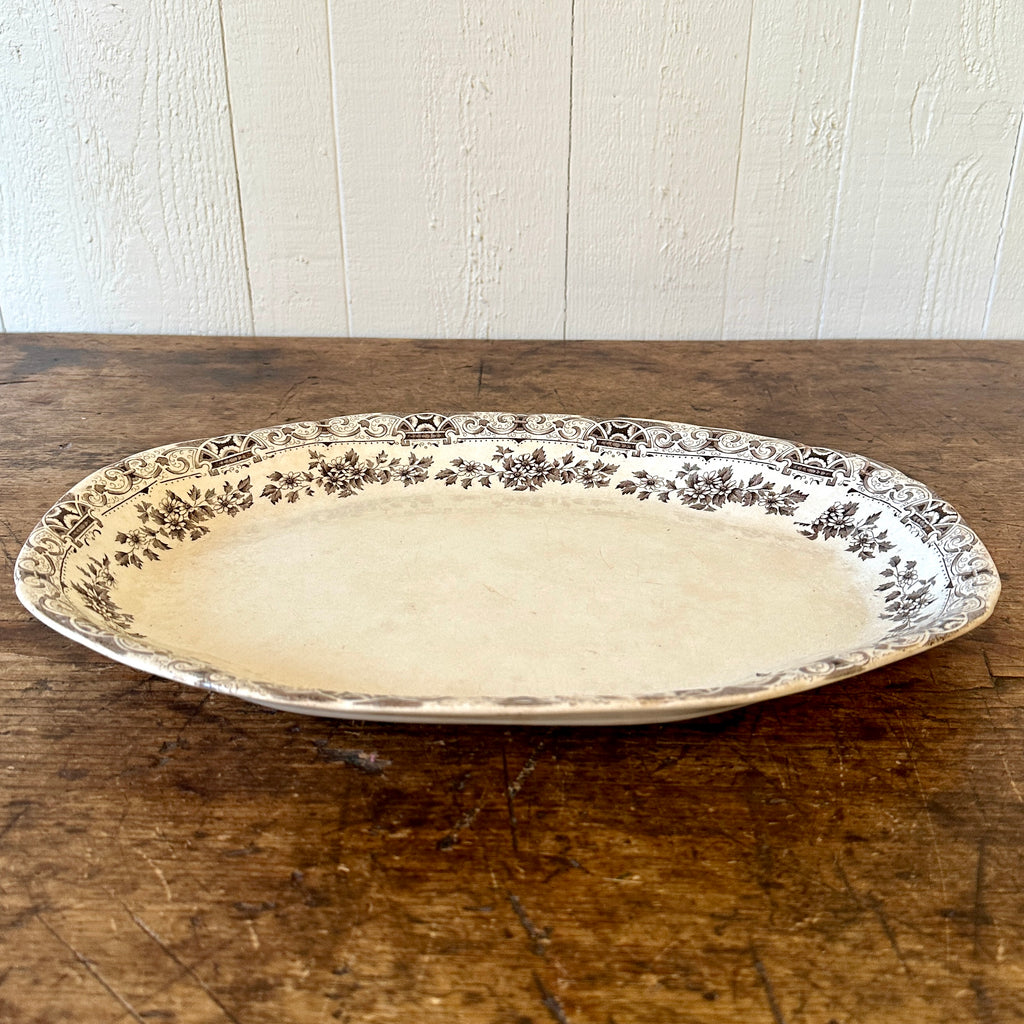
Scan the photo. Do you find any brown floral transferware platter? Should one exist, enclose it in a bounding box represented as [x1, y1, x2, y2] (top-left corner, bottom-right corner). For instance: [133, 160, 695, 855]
[15, 412, 999, 725]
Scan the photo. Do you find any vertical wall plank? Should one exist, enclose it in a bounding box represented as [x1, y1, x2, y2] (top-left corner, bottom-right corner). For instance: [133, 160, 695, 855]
[722, 0, 862, 340]
[220, 0, 348, 337]
[982, 110, 1024, 338]
[329, 0, 571, 340]
[0, 2, 251, 336]
[565, 0, 754, 340]
[818, 0, 1024, 338]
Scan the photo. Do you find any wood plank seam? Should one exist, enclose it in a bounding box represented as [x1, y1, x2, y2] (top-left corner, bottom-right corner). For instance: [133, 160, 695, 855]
[215, 0, 256, 335]
[982, 104, 1024, 336]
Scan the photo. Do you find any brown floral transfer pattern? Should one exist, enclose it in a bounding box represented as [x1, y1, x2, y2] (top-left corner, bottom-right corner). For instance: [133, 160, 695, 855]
[799, 502, 896, 561]
[436, 447, 618, 491]
[71, 555, 135, 632]
[115, 479, 254, 568]
[262, 449, 434, 504]
[617, 464, 807, 515]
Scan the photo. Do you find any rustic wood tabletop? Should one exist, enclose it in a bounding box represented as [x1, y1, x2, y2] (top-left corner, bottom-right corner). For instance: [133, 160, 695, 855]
[1, 334, 1022, 1023]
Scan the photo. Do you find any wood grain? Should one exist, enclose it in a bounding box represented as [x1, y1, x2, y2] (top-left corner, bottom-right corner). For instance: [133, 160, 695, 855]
[2, 334, 1023, 1022]
[0, 2, 251, 335]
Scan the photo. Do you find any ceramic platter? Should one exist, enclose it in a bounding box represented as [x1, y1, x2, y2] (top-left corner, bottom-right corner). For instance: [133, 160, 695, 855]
[16, 412, 999, 725]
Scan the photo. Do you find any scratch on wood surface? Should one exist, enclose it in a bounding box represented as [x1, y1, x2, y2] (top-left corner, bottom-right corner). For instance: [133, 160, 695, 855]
[126, 908, 243, 1024]
[750, 945, 788, 1024]
[0, 801, 32, 844]
[0, 514, 24, 572]
[835, 857, 909, 973]
[979, 693, 1024, 802]
[999, 753, 1024, 803]
[502, 737, 544, 853]
[271, 375, 320, 422]
[501, 745, 520, 852]
[313, 740, 390, 774]
[970, 975, 998, 1024]
[437, 801, 484, 851]
[140, 851, 173, 902]
[172, 692, 211, 749]
[892, 708, 950, 904]
[973, 837, 994, 960]
[508, 740, 544, 798]
[534, 971, 572, 1024]
[508, 892, 551, 958]
[40, 916, 146, 1023]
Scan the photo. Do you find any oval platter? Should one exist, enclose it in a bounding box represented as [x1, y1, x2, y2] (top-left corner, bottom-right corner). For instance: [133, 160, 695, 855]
[15, 412, 1000, 725]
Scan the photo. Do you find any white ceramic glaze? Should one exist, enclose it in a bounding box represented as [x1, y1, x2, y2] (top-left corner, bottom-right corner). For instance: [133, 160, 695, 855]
[15, 413, 1000, 724]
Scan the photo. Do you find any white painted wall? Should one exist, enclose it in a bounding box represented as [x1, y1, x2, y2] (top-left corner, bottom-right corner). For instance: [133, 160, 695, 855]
[2, 0, 1022, 339]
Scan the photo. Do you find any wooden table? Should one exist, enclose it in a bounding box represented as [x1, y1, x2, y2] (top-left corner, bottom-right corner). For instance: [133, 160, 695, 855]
[2, 334, 1022, 1023]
